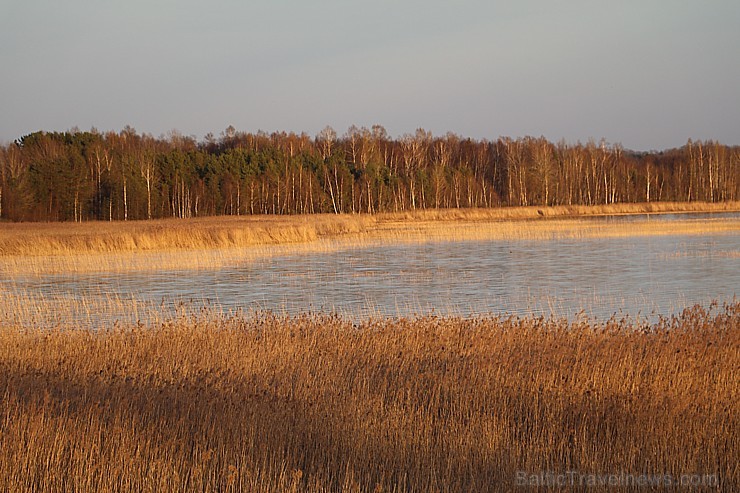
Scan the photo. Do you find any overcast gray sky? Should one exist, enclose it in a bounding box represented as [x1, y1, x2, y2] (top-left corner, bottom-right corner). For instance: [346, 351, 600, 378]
[1, 0, 738, 150]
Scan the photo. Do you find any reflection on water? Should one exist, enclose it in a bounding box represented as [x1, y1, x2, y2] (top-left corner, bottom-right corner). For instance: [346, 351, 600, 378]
[3, 213, 739, 325]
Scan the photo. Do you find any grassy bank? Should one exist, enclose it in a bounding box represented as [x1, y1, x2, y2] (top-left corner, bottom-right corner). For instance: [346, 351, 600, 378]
[1, 201, 738, 257]
[0, 303, 737, 492]
[1, 202, 738, 276]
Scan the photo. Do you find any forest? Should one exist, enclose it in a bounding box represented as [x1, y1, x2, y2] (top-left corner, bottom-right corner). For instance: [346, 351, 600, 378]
[0, 125, 737, 222]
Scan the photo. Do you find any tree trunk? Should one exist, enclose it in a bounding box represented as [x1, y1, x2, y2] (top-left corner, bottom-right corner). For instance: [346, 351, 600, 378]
[123, 177, 128, 221]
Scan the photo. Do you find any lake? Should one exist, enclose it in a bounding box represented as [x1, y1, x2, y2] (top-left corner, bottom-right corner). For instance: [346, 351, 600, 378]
[2, 213, 738, 326]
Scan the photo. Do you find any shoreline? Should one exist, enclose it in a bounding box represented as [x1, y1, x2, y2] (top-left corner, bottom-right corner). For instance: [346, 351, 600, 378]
[0, 201, 738, 259]
[0, 201, 737, 275]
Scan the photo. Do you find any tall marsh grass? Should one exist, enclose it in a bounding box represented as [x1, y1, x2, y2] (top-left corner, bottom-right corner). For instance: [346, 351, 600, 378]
[2, 202, 738, 276]
[1, 201, 737, 257]
[1, 303, 737, 491]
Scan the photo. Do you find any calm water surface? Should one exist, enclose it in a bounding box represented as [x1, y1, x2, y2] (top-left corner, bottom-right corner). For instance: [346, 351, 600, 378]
[4, 213, 739, 325]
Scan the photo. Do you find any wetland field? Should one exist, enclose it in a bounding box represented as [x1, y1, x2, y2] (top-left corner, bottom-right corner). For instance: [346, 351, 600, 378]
[0, 202, 738, 492]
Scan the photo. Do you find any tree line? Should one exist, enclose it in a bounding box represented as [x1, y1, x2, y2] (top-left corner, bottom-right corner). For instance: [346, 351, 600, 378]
[0, 125, 737, 221]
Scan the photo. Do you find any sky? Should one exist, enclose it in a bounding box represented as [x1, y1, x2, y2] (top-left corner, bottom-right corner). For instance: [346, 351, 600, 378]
[1, 0, 738, 151]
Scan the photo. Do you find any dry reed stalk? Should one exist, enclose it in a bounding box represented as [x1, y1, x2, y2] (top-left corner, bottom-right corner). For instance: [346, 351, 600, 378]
[0, 303, 737, 492]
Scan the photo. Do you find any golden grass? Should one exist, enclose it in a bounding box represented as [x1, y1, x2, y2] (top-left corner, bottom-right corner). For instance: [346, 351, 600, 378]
[0, 303, 737, 492]
[0, 285, 172, 330]
[1, 201, 737, 257]
[1, 202, 738, 276]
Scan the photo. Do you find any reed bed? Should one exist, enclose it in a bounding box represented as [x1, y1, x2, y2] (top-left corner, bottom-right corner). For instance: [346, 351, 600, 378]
[0, 302, 737, 492]
[2, 202, 738, 276]
[1, 201, 737, 257]
[0, 285, 176, 330]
